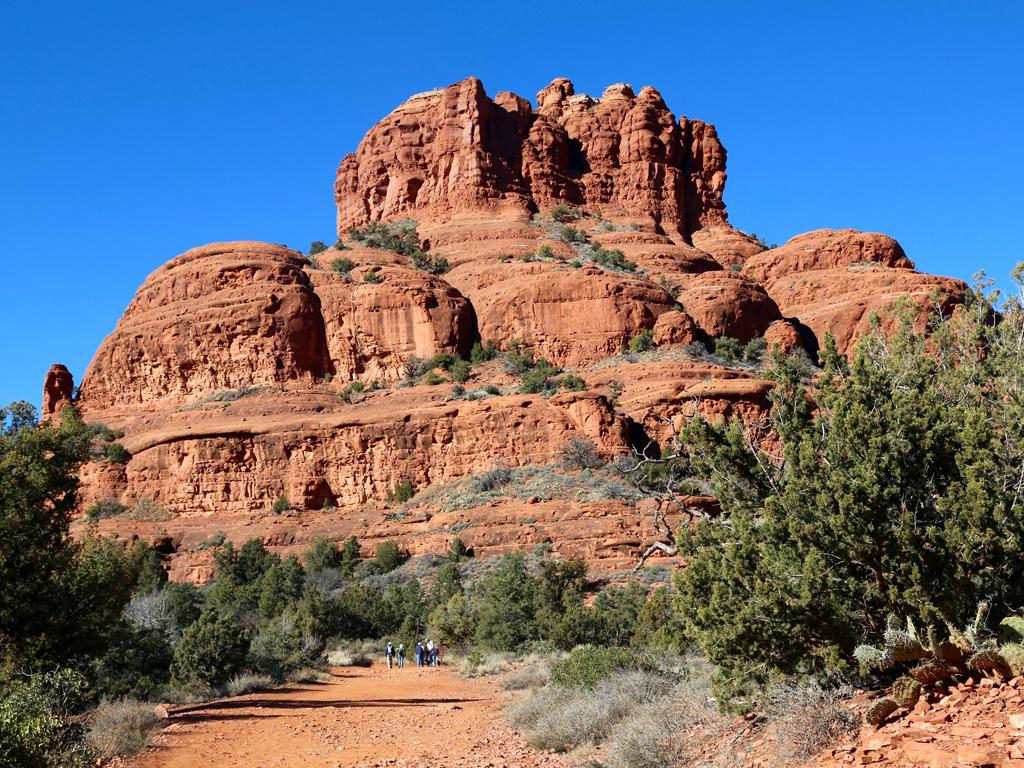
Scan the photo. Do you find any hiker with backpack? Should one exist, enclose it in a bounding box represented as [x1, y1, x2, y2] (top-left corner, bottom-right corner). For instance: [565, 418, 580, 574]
[397, 643, 406, 668]
[415, 641, 424, 668]
[385, 641, 394, 669]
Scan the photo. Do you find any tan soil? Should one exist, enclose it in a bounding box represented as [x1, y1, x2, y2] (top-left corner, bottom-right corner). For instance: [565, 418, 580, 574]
[124, 665, 568, 768]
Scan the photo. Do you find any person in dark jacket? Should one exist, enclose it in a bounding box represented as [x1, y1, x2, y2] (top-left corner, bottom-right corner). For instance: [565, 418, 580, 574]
[415, 641, 424, 668]
[397, 643, 406, 668]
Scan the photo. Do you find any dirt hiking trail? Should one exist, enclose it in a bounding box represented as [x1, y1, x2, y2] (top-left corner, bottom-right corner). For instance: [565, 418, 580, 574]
[123, 664, 568, 768]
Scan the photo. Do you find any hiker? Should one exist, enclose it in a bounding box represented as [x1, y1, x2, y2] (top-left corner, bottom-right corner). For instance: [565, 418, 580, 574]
[415, 641, 424, 668]
[426, 638, 435, 667]
[397, 643, 406, 668]
[430, 644, 439, 667]
[385, 641, 394, 669]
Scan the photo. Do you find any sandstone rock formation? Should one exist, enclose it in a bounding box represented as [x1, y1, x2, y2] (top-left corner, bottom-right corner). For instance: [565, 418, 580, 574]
[42, 363, 74, 417]
[57, 76, 969, 573]
[335, 77, 730, 237]
[745, 229, 965, 353]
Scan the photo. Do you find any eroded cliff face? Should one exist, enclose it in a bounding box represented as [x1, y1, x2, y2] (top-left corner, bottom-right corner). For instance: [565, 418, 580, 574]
[334, 77, 729, 237]
[51, 76, 968, 574]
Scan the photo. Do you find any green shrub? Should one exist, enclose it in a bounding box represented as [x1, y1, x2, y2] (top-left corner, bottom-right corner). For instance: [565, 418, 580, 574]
[592, 247, 637, 272]
[558, 225, 588, 244]
[450, 359, 471, 382]
[549, 646, 658, 689]
[170, 611, 250, 688]
[470, 340, 499, 364]
[0, 668, 91, 768]
[483, 384, 501, 396]
[348, 220, 421, 255]
[713, 336, 741, 361]
[374, 540, 405, 573]
[550, 204, 582, 223]
[331, 257, 354, 275]
[559, 374, 586, 391]
[411, 250, 450, 274]
[447, 536, 470, 562]
[103, 442, 131, 464]
[271, 495, 291, 515]
[340, 380, 366, 403]
[386, 479, 415, 505]
[423, 370, 444, 386]
[248, 616, 323, 681]
[627, 329, 655, 353]
[309, 241, 327, 256]
[520, 366, 558, 394]
[86, 498, 127, 520]
[363, 271, 383, 283]
[304, 537, 338, 574]
[742, 336, 766, 361]
[537, 244, 556, 259]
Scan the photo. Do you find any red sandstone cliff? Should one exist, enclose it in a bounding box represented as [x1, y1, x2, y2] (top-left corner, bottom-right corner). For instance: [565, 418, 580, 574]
[49, 76, 968, 574]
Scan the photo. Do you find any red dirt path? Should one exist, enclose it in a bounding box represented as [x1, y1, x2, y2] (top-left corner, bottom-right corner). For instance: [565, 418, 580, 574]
[122, 665, 568, 768]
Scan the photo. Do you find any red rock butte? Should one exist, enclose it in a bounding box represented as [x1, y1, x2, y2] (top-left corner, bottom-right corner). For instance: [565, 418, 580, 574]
[48, 76, 967, 580]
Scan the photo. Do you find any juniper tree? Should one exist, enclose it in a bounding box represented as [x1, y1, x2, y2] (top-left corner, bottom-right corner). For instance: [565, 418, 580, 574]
[664, 270, 1024, 701]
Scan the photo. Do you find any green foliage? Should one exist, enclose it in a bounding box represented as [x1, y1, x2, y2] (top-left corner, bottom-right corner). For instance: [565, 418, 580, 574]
[304, 537, 339, 574]
[374, 540, 405, 573]
[85, 498, 127, 520]
[447, 537, 470, 562]
[537, 244, 555, 259]
[386, 480, 415, 504]
[608, 379, 624, 406]
[340, 536, 361, 578]
[627, 329, 655, 353]
[129, 542, 167, 595]
[0, 668, 91, 768]
[712, 336, 741, 361]
[248, 615, 323, 680]
[0, 404, 92, 668]
[672, 273, 1024, 702]
[550, 204, 582, 223]
[450, 359, 471, 382]
[423, 370, 444, 385]
[348, 220, 421, 255]
[410, 250, 450, 274]
[363, 271, 383, 283]
[103, 442, 131, 464]
[559, 374, 586, 391]
[557, 224, 588, 244]
[170, 611, 250, 688]
[309, 241, 327, 256]
[474, 553, 539, 651]
[470, 340, 499, 364]
[742, 336, 766, 361]
[270, 495, 291, 515]
[549, 645, 658, 689]
[340, 380, 366, 403]
[330, 256, 354, 274]
[592, 247, 637, 272]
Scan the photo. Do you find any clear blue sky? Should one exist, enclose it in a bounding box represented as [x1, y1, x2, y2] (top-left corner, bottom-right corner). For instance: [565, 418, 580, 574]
[2, 1, 1021, 408]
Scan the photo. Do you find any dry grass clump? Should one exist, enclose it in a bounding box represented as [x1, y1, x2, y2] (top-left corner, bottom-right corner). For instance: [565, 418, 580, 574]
[508, 670, 674, 751]
[604, 671, 730, 768]
[763, 681, 858, 763]
[456, 651, 515, 677]
[224, 672, 274, 697]
[285, 667, 331, 683]
[86, 699, 161, 757]
[327, 639, 377, 667]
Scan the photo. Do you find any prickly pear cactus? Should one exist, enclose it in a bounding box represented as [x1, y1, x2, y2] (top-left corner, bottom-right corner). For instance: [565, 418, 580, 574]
[891, 676, 922, 708]
[999, 643, 1024, 677]
[999, 616, 1024, 645]
[865, 698, 899, 727]
[909, 659, 958, 685]
[968, 649, 1012, 680]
